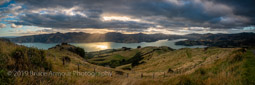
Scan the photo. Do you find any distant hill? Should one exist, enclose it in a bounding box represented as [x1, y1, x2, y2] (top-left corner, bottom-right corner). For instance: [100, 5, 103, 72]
[8, 32, 255, 48]
[0, 38, 11, 42]
[176, 32, 255, 48]
[9, 32, 183, 43]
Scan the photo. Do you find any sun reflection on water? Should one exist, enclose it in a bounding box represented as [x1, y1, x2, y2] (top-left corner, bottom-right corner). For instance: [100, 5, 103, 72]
[71, 42, 112, 52]
[96, 45, 108, 49]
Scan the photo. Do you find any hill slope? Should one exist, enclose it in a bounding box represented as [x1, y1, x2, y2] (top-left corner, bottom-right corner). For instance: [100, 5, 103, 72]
[1, 39, 255, 85]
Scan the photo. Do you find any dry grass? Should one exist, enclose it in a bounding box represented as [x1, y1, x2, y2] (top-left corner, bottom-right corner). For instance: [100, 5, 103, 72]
[1, 40, 253, 85]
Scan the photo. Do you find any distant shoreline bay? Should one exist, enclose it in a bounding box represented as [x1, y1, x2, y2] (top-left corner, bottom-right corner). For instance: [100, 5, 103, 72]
[17, 39, 206, 52]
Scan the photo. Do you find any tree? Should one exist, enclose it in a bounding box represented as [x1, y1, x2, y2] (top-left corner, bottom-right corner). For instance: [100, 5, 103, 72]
[75, 47, 86, 58]
[130, 52, 143, 67]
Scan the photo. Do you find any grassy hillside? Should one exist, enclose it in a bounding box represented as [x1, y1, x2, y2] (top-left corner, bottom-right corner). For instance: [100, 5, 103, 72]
[87, 46, 173, 68]
[0, 39, 116, 84]
[1, 39, 255, 85]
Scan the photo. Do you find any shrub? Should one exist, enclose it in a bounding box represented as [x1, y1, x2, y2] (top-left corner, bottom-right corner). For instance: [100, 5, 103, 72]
[130, 52, 143, 67]
[168, 68, 174, 73]
[74, 47, 86, 57]
[109, 60, 121, 68]
[0, 69, 13, 85]
[62, 56, 71, 65]
[68, 47, 86, 58]
[230, 54, 243, 63]
[0, 54, 9, 69]
[115, 71, 124, 75]
[137, 46, 141, 48]
[28, 48, 52, 70]
[177, 76, 193, 85]
[121, 66, 131, 70]
[10, 47, 52, 71]
[196, 68, 206, 75]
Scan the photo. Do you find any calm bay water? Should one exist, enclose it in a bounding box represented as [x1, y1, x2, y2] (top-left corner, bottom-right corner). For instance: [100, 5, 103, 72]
[17, 39, 206, 52]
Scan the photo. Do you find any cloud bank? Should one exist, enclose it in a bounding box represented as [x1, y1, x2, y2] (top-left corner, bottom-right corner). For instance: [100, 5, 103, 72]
[0, 0, 254, 34]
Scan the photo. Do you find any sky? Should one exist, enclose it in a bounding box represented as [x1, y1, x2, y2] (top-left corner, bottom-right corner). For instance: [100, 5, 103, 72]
[0, 0, 255, 37]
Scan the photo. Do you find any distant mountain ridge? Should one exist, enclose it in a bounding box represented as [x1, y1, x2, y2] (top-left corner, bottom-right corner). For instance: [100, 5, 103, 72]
[8, 32, 255, 44]
[9, 32, 183, 43]
[176, 32, 255, 47]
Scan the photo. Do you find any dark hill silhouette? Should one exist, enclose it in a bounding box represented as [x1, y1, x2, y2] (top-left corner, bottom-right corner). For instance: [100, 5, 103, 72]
[176, 32, 255, 48]
[9, 32, 183, 43]
[8, 32, 255, 47]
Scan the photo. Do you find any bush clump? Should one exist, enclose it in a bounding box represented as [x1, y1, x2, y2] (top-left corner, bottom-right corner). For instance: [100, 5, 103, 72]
[10, 47, 52, 71]
[62, 56, 71, 65]
[68, 47, 86, 58]
[129, 52, 143, 67]
[0, 69, 13, 85]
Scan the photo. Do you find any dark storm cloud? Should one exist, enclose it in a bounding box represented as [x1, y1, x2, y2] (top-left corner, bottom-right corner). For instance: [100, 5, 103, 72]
[130, 1, 211, 22]
[12, 0, 255, 30]
[126, 0, 251, 28]
[127, 2, 215, 27]
[15, 13, 154, 29]
[212, 0, 255, 24]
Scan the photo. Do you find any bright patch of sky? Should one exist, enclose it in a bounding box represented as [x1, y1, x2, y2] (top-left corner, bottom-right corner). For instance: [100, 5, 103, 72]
[243, 26, 255, 30]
